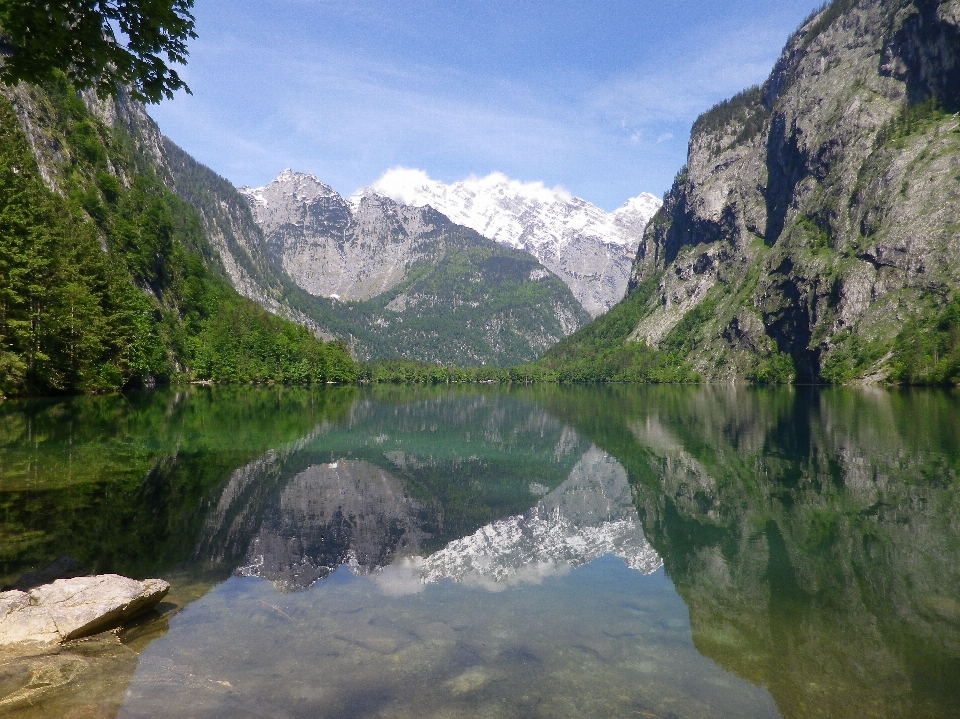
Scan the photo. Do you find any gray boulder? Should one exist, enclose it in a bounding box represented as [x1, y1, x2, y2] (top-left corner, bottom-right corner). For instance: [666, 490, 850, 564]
[0, 575, 169, 654]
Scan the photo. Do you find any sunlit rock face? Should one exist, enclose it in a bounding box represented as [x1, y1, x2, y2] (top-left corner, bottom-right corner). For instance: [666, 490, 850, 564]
[357, 169, 662, 317]
[240, 171, 440, 302]
[626, 0, 960, 381]
[235, 461, 428, 592]
[375, 447, 662, 594]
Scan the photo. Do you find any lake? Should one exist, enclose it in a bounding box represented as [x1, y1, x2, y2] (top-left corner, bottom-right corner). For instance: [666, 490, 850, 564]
[1, 385, 958, 718]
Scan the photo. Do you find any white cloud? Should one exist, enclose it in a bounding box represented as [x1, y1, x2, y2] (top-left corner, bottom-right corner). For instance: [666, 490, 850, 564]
[370, 557, 426, 597]
[367, 167, 436, 205]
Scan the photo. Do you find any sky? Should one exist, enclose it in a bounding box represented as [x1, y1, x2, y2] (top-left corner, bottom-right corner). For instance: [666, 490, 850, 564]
[149, 0, 825, 211]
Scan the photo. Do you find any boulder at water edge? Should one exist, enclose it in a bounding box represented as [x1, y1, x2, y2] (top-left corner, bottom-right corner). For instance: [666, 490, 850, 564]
[0, 575, 169, 655]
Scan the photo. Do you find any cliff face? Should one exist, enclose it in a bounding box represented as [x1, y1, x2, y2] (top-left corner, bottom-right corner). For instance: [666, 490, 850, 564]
[241, 171, 442, 302]
[629, 0, 960, 382]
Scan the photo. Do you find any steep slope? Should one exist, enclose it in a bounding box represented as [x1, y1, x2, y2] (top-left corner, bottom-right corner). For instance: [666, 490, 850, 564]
[238, 171, 590, 366]
[561, 0, 960, 384]
[358, 169, 661, 317]
[0, 77, 356, 396]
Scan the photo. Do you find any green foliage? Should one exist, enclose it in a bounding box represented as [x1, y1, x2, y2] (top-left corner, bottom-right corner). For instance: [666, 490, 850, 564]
[0, 83, 356, 397]
[747, 351, 796, 384]
[691, 86, 770, 145]
[660, 299, 719, 356]
[359, 359, 512, 385]
[819, 330, 886, 383]
[889, 297, 960, 385]
[529, 274, 699, 383]
[0, 98, 162, 396]
[192, 299, 357, 384]
[793, 213, 831, 252]
[875, 97, 950, 148]
[0, 0, 196, 103]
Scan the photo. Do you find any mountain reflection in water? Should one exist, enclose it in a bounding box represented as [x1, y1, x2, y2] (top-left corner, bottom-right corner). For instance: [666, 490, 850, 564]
[225, 446, 662, 594]
[0, 385, 958, 718]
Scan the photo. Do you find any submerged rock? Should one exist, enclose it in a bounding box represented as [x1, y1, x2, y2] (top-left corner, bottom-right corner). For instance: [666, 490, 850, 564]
[0, 575, 169, 655]
[8, 556, 86, 592]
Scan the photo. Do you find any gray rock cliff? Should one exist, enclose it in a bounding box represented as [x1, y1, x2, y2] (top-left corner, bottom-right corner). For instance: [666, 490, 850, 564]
[628, 0, 960, 382]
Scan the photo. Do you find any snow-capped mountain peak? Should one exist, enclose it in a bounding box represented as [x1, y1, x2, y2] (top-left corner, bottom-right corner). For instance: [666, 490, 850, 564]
[352, 167, 662, 317]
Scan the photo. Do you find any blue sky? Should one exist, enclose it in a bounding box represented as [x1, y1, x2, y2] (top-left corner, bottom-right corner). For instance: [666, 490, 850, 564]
[150, 0, 824, 210]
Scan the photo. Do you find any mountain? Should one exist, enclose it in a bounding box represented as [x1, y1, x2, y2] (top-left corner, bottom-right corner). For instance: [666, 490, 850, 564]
[357, 169, 662, 318]
[0, 79, 356, 397]
[540, 0, 960, 385]
[237, 171, 590, 366]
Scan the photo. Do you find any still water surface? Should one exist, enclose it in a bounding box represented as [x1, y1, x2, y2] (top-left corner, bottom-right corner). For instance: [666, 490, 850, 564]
[0, 385, 958, 718]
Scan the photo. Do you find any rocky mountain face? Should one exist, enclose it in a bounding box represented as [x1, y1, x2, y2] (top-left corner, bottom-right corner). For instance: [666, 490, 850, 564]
[238, 171, 590, 365]
[241, 170, 443, 302]
[624, 0, 960, 382]
[360, 169, 662, 317]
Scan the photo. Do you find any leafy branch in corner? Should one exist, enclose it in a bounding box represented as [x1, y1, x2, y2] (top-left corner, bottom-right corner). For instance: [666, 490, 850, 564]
[0, 0, 196, 102]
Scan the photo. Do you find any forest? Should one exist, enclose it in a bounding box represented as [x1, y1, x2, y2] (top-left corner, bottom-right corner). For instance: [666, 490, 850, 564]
[0, 77, 356, 398]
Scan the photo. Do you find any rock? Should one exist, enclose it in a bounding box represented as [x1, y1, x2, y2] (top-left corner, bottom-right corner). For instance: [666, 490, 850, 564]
[445, 666, 494, 695]
[0, 575, 169, 654]
[235, 170, 591, 365]
[355, 169, 662, 318]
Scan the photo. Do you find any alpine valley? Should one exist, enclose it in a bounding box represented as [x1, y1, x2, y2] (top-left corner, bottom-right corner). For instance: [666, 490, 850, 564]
[0, 74, 657, 382]
[2, 0, 960, 391]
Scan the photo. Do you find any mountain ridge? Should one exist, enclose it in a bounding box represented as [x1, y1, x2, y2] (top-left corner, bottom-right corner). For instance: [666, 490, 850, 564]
[235, 169, 591, 365]
[355, 168, 661, 317]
